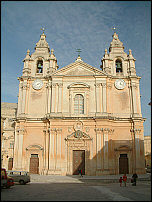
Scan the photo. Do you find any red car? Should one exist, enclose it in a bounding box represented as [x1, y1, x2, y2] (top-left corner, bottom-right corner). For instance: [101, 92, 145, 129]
[1, 168, 14, 188]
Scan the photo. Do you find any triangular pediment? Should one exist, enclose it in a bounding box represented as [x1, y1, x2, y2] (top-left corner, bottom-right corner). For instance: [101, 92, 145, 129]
[52, 61, 106, 76]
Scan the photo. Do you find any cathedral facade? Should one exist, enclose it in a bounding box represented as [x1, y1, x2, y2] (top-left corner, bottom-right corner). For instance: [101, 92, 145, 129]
[13, 31, 145, 175]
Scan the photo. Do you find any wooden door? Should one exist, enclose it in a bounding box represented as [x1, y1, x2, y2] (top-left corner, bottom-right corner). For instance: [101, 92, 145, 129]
[119, 154, 129, 174]
[73, 150, 85, 175]
[29, 154, 39, 174]
[8, 158, 13, 170]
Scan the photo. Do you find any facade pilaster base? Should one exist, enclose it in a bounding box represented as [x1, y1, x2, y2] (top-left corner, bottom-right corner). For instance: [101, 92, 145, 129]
[135, 168, 146, 174]
[41, 169, 48, 175]
[47, 169, 62, 175]
[96, 169, 110, 175]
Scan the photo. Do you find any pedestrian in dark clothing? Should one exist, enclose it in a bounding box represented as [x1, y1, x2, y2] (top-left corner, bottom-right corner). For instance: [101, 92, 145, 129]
[132, 173, 138, 186]
[78, 169, 83, 177]
[80, 169, 83, 177]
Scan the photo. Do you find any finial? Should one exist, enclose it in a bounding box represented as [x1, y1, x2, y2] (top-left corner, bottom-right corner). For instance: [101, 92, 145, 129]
[27, 49, 30, 55]
[129, 49, 132, 55]
[105, 49, 108, 55]
[76, 49, 81, 57]
[51, 49, 54, 55]
[41, 27, 45, 34]
[112, 26, 117, 33]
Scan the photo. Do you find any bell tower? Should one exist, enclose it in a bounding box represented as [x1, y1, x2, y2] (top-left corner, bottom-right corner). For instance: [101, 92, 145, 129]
[101, 31, 136, 77]
[101, 30, 142, 119]
[22, 30, 59, 78]
[17, 30, 59, 118]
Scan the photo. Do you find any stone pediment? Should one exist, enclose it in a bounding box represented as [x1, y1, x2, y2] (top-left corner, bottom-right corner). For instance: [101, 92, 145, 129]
[52, 61, 106, 76]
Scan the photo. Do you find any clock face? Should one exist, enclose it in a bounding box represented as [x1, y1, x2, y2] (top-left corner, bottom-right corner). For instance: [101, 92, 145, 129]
[32, 79, 43, 90]
[115, 79, 126, 90]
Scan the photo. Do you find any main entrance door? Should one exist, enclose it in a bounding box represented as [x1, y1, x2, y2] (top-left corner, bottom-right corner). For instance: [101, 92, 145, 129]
[29, 154, 39, 174]
[119, 154, 129, 174]
[73, 150, 85, 175]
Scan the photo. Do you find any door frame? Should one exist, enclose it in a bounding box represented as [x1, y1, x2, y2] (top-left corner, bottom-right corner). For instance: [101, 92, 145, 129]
[29, 154, 39, 174]
[119, 154, 129, 174]
[73, 150, 85, 175]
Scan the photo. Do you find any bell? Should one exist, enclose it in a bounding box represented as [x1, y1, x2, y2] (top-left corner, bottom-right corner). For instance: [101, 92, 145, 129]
[38, 63, 42, 69]
[117, 63, 121, 68]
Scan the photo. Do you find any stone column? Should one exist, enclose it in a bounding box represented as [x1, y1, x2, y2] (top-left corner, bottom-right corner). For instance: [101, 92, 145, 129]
[86, 93, 89, 115]
[45, 129, 49, 171]
[22, 81, 27, 114]
[100, 84, 103, 112]
[51, 83, 56, 113]
[102, 83, 107, 113]
[25, 83, 30, 114]
[58, 84, 63, 113]
[137, 83, 142, 115]
[131, 128, 142, 173]
[17, 81, 23, 116]
[102, 128, 109, 170]
[13, 129, 19, 169]
[17, 128, 24, 169]
[131, 81, 137, 115]
[69, 91, 72, 114]
[43, 129, 47, 170]
[46, 81, 51, 114]
[55, 84, 59, 113]
[96, 83, 100, 113]
[56, 129, 62, 170]
[49, 129, 55, 170]
[64, 138, 68, 174]
[95, 128, 103, 170]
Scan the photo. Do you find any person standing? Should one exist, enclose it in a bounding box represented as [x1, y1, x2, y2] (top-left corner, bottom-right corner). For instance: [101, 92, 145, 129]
[80, 169, 83, 177]
[119, 177, 123, 187]
[132, 173, 138, 186]
[123, 174, 127, 187]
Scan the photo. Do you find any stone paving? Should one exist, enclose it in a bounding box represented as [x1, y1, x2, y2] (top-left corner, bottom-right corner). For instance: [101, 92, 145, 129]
[1, 174, 151, 201]
[30, 173, 151, 183]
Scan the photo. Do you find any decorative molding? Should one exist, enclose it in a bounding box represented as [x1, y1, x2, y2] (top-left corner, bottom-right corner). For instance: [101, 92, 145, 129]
[26, 144, 43, 151]
[95, 128, 114, 133]
[58, 83, 63, 88]
[102, 83, 107, 88]
[48, 128, 62, 132]
[65, 130, 92, 141]
[68, 127, 72, 133]
[85, 127, 90, 132]
[130, 128, 141, 133]
[73, 120, 83, 131]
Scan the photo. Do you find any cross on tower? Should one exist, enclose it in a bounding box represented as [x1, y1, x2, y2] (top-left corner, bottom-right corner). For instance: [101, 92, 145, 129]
[76, 49, 81, 57]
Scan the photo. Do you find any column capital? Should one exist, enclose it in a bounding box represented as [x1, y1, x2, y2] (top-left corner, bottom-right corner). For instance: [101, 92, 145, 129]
[130, 128, 141, 134]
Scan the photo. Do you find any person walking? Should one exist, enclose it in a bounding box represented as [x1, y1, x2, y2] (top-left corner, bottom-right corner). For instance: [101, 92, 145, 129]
[132, 173, 138, 186]
[78, 169, 83, 177]
[119, 177, 123, 187]
[123, 174, 127, 187]
[80, 169, 83, 177]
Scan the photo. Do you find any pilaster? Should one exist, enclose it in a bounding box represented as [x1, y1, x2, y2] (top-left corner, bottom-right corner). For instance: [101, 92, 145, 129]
[102, 83, 107, 113]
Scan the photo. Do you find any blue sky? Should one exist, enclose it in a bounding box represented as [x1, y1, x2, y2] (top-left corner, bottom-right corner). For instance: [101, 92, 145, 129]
[1, 1, 151, 136]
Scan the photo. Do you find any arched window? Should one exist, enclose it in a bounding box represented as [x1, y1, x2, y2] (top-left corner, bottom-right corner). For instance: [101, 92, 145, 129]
[37, 60, 43, 73]
[116, 59, 122, 73]
[74, 94, 84, 114]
